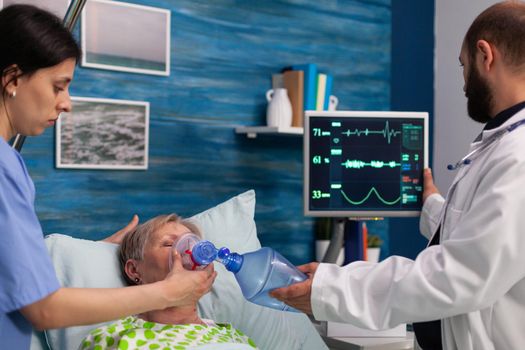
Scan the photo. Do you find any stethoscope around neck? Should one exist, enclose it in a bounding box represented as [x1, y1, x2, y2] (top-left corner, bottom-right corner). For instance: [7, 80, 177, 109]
[447, 119, 525, 171]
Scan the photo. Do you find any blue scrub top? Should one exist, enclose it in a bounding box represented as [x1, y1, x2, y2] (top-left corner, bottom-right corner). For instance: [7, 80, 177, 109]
[0, 138, 60, 349]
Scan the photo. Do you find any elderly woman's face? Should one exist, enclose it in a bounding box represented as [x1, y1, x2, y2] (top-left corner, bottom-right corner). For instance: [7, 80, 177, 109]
[138, 221, 193, 284]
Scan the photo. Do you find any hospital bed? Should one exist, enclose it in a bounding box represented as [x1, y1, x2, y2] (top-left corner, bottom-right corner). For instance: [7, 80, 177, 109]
[30, 191, 328, 350]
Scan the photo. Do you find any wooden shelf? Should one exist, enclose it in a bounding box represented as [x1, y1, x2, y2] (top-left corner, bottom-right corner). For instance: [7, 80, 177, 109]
[235, 126, 303, 138]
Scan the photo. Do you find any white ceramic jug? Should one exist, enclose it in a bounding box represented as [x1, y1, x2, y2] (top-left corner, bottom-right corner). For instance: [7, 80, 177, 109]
[328, 95, 339, 111]
[266, 88, 292, 128]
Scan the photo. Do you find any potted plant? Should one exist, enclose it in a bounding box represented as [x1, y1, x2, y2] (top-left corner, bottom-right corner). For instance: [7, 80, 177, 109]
[367, 234, 383, 263]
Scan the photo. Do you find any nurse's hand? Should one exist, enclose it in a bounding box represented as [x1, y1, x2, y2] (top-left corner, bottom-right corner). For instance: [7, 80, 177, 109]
[163, 249, 217, 307]
[423, 168, 440, 203]
[101, 214, 139, 244]
[269, 262, 319, 315]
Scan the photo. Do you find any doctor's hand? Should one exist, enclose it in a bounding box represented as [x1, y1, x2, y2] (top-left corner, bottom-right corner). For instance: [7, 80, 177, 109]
[423, 168, 440, 203]
[102, 214, 139, 244]
[269, 262, 319, 315]
[162, 249, 217, 308]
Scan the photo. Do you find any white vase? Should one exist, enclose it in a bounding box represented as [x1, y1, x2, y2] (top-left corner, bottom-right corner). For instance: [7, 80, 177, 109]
[315, 239, 345, 266]
[328, 95, 339, 111]
[266, 88, 292, 128]
[367, 247, 380, 263]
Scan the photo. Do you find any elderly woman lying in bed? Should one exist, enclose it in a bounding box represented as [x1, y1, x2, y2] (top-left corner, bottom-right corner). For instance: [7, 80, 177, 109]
[79, 214, 258, 350]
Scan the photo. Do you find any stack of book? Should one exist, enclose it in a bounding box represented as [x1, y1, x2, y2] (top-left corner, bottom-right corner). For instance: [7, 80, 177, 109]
[271, 63, 333, 127]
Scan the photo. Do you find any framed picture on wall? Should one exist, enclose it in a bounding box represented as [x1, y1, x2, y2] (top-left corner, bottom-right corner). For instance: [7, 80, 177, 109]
[56, 97, 150, 170]
[0, 0, 70, 18]
[81, 0, 171, 76]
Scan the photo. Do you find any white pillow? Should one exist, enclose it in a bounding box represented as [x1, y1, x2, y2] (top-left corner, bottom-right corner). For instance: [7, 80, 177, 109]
[33, 190, 327, 350]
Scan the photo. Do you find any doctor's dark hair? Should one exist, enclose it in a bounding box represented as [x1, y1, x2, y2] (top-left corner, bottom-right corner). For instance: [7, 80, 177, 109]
[0, 4, 81, 95]
[118, 214, 201, 286]
[464, 1, 525, 69]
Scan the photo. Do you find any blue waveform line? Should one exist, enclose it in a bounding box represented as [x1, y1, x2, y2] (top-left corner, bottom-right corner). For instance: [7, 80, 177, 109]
[341, 159, 402, 169]
[341, 121, 401, 144]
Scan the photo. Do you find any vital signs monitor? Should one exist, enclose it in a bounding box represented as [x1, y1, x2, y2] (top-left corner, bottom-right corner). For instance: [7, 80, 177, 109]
[304, 111, 429, 217]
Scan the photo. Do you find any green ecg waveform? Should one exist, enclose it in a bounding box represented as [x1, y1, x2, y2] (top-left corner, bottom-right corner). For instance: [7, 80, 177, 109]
[341, 159, 401, 169]
[341, 121, 401, 144]
[340, 188, 401, 206]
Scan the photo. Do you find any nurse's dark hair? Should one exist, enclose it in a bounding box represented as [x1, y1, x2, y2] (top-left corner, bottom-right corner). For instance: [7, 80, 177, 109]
[464, 1, 525, 69]
[0, 4, 81, 95]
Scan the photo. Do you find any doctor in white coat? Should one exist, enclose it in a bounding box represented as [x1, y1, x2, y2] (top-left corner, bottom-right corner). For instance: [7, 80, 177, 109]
[271, 2, 525, 349]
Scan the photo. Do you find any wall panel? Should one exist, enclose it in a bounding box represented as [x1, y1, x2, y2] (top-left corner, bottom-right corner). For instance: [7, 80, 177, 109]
[24, 0, 391, 264]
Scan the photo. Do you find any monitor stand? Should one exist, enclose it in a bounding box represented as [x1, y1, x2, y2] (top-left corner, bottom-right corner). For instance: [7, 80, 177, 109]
[322, 218, 346, 263]
[322, 218, 384, 264]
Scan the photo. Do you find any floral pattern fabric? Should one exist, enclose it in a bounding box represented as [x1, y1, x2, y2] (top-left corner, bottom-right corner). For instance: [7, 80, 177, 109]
[78, 316, 258, 350]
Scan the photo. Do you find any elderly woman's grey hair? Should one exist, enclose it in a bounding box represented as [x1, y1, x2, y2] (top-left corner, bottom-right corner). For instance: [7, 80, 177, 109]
[118, 213, 201, 285]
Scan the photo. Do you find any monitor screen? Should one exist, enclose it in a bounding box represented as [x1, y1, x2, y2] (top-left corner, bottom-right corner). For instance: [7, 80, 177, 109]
[304, 111, 429, 217]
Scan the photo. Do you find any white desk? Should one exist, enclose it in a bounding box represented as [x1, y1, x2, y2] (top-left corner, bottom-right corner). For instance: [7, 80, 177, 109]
[322, 332, 414, 350]
[311, 319, 414, 350]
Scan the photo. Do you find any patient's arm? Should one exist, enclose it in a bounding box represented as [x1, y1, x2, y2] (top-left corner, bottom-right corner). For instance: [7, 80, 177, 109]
[101, 214, 139, 244]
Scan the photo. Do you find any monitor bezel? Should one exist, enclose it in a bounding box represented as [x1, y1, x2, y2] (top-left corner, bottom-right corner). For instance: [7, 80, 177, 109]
[304, 110, 429, 218]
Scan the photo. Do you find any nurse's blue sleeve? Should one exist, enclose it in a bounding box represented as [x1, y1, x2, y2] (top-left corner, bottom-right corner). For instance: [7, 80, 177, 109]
[0, 160, 60, 313]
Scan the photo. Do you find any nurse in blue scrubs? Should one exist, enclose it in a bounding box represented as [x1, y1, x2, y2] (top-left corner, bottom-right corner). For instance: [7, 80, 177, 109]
[0, 5, 217, 349]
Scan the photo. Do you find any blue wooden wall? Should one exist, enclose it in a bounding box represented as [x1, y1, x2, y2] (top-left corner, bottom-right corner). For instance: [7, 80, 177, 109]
[389, 0, 434, 260]
[24, 0, 392, 265]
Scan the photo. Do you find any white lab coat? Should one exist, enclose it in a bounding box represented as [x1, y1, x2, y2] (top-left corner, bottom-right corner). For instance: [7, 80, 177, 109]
[311, 109, 525, 350]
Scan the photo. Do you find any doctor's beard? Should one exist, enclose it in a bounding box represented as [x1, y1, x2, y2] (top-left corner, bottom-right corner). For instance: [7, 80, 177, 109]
[465, 64, 493, 124]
